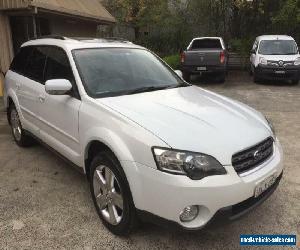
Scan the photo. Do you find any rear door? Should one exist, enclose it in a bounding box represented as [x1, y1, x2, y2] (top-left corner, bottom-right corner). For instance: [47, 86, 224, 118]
[38, 46, 81, 164]
[11, 46, 46, 135]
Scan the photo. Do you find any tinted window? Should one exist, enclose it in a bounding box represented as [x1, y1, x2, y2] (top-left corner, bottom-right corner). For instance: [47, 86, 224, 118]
[10, 47, 32, 74]
[73, 48, 184, 98]
[258, 40, 298, 55]
[190, 39, 222, 50]
[44, 47, 75, 84]
[25, 47, 47, 82]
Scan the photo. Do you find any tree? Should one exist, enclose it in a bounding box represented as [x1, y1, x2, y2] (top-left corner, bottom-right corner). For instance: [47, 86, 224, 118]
[272, 0, 300, 41]
[102, 0, 170, 39]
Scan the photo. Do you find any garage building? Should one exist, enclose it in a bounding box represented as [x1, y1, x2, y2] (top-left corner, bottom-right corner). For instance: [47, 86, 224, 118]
[0, 0, 115, 96]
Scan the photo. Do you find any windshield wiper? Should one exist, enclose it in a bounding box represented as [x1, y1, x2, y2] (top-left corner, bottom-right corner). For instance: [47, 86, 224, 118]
[128, 85, 173, 94]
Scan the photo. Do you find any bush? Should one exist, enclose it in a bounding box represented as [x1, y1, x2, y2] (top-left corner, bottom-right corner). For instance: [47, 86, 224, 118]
[229, 38, 253, 56]
[162, 54, 180, 70]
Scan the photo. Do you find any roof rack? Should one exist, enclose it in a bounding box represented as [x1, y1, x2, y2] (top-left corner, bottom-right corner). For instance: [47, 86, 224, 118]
[103, 37, 130, 42]
[31, 35, 67, 40]
[29, 36, 132, 43]
[71, 37, 131, 43]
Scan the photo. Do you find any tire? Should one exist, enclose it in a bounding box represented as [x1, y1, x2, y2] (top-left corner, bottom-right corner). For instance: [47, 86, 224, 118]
[182, 71, 191, 82]
[253, 70, 261, 83]
[249, 66, 253, 76]
[9, 104, 34, 147]
[89, 151, 137, 235]
[217, 73, 226, 83]
[291, 79, 299, 85]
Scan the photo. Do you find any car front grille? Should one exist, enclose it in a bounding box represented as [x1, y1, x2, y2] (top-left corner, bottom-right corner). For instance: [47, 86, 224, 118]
[267, 60, 294, 67]
[232, 137, 274, 174]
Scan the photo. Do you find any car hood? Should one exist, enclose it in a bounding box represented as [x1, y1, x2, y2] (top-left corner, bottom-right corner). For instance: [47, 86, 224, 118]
[98, 86, 272, 165]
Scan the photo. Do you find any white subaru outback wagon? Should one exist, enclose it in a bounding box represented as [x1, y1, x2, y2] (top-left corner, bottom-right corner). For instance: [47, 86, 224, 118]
[4, 37, 283, 235]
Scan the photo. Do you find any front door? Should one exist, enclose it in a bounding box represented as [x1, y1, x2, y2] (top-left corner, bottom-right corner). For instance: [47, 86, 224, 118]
[38, 46, 81, 164]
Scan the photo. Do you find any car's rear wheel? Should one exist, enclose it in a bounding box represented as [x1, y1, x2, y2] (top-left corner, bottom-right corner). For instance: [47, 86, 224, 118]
[291, 79, 299, 85]
[182, 71, 191, 82]
[9, 105, 34, 147]
[218, 72, 226, 83]
[89, 151, 137, 235]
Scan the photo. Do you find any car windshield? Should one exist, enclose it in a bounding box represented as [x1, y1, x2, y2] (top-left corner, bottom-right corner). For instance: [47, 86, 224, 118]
[73, 48, 186, 98]
[258, 40, 298, 55]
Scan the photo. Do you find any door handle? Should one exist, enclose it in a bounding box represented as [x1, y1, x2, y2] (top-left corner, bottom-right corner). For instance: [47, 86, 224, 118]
[38, 95, 45, 103]
[16, 83, 21, 90]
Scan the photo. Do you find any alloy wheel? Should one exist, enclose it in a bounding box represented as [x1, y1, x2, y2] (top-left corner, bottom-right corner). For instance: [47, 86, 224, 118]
[93, 165, 124, 225]
[10, 109, 22, 141]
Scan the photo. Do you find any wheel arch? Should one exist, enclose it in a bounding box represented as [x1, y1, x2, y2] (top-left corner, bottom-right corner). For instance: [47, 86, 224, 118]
[84, 140, 115, 178]
[6, 95, 18, 125]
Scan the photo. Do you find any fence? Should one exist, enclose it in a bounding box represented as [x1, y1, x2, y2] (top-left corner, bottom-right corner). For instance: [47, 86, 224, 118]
[228, 52, 250, 70]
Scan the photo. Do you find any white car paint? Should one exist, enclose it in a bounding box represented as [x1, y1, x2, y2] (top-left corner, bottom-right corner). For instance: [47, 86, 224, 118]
[4, 38, 283, 229]
[250, 35, 300, 67]
[99, 86, 272, 165]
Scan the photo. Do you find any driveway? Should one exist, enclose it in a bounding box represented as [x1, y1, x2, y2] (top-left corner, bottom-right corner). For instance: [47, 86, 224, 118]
[0, 71, 299, 249]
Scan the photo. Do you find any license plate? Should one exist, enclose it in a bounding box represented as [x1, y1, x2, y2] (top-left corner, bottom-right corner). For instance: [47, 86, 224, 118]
[254, 173, 277, 198]
[197, 67, 206, 71]
[275, 70, 285, 74]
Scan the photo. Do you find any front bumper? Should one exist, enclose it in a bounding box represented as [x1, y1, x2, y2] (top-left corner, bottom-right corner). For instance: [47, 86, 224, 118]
[255, 65, 300, 80]
[122, 139, 283, 230]
[137, 172, 282, 230]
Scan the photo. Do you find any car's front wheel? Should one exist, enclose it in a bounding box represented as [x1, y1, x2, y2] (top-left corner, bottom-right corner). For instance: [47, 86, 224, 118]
[89, 151, 137, 235]
[253, 69, 261, 83]
[9, 105, 34, 147]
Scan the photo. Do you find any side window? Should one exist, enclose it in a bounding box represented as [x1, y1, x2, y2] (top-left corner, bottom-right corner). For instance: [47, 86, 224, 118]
[44, 47, 75, 84]
[10, 47, 32, 74]
[25, 46, 47, 82]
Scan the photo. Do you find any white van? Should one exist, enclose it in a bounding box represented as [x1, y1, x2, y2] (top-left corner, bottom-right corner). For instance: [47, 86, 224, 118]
[250, 35, 300, 84]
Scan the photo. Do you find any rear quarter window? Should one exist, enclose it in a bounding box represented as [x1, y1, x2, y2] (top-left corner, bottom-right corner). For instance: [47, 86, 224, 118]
[10, 47, 32, 74]
[190, 39, 222, 50]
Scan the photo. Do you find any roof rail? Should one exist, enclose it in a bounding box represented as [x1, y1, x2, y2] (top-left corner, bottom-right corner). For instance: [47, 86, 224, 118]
[31, 35, 67, 40]
[28, 36, 131, 43]
[104, 37, 129, 42]
[71, 37, 130, 42]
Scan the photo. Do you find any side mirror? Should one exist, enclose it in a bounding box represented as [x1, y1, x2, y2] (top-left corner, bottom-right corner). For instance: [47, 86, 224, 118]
[250, 49, 256, 54]
[174, 70, 183, 78]
[45, 79, 72, 95]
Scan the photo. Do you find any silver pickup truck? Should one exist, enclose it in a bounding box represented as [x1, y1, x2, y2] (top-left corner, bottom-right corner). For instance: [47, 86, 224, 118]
[180, 37, 228, 82]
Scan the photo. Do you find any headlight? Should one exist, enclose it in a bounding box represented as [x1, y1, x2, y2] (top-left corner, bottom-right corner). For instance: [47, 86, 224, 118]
[259, 57, 268, 65]
[294, 57, 300, 66]
[265, 116, 276, 137]
[152, 147, 226, 180]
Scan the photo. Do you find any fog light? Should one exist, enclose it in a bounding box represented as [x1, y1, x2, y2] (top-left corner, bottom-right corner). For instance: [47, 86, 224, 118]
[179, 205, 199, 222]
